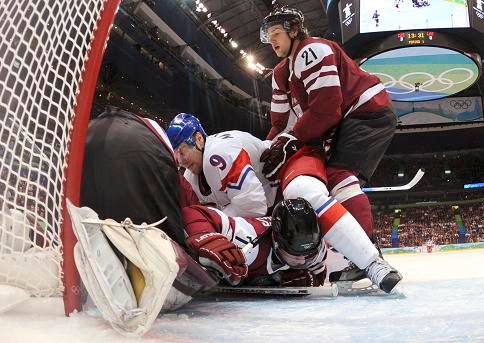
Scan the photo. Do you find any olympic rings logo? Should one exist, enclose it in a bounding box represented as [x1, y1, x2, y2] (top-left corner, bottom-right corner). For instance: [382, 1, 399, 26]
[370, 68, 476, 94]
[449, 99, 472, 110]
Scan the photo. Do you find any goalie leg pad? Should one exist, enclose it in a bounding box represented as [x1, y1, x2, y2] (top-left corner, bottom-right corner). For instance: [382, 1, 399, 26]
[68, 202, 138, 323]
[103, 221, 180, 335]
[67, 200, 180, 336]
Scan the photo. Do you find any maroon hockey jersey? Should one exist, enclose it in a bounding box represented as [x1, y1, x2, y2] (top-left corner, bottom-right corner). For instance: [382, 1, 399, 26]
[183, 205, 327, 278]
[268, 37, 391, 142]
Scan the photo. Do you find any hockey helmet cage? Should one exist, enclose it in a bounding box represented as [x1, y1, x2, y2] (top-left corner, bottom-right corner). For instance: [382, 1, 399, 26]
[166, 113, 207, 150]
[271, 198, 322, 269]
[260, 6, 306, 44]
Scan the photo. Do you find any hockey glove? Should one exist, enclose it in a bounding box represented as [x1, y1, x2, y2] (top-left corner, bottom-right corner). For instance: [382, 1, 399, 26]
[186, 232, 248, 286]
[260, 132, 302, 180]
[279, 264, 326, 287]
[307, 261, 327, 287]
[279, 269, 315, 287]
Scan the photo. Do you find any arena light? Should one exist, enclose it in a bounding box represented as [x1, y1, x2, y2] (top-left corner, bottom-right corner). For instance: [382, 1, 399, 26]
[464, 182, 484, 189]
[398, 172, 404, 177]
[444, 169, 452, 175]
[230, 40, 238, 48]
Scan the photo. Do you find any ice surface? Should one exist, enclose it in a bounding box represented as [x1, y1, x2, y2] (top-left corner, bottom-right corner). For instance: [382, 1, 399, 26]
[1, 249, 483, 342]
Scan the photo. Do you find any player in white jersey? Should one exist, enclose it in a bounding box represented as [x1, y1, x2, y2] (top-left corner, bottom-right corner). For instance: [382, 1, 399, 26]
[167, 113, 403, 293]
[166, 113, 278, 218]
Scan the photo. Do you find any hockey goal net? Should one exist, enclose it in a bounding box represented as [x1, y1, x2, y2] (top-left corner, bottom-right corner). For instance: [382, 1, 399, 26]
[0, 0, 120, 314]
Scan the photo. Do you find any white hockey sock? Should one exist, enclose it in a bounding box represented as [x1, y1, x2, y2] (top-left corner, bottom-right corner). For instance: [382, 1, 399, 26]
[283, 175, 378, 270]
[320, 202, 378, 270]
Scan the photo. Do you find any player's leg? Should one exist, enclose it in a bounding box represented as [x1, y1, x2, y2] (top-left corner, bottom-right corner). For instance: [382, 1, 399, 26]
[327, 108, 397, 239]
[281, 147, 401, 292]
[282, 173, 376, 269]
[326, 165, 374, 240]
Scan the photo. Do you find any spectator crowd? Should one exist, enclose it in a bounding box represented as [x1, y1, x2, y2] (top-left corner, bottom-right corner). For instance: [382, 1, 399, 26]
[373, 203, 484, 248]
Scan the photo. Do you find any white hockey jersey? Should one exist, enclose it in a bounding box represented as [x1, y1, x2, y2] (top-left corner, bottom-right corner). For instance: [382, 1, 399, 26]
[184, 131, 279, 217]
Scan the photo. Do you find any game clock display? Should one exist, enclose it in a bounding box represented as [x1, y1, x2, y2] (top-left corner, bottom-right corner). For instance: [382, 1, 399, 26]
[396, 31, 436, 45]
[338, 0, 484, 44]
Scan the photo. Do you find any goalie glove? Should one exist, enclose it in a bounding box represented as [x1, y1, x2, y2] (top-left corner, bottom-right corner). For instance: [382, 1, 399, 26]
[186, 232, 248, 286]
[260, 132, 302, 180]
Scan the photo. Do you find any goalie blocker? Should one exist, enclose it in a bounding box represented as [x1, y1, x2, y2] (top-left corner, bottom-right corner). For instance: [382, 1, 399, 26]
[67, 200, 218, 336]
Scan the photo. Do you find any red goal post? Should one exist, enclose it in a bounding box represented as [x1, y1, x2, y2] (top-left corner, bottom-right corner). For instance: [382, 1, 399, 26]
[0, 0, 120, 315]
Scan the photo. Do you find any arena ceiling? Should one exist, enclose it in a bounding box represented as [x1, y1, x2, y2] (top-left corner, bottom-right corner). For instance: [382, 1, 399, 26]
[191, 0, 329, 69]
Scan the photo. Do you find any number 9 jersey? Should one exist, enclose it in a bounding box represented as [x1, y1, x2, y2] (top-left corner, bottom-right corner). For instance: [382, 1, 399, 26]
[183, 130, 279, 218]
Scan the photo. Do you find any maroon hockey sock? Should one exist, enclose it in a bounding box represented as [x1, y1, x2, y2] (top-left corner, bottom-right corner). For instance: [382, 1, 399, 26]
[327, 166, 374, 240]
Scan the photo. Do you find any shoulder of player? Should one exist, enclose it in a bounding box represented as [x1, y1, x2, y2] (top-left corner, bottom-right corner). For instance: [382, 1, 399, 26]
[292, 38, 337, 79]
[272, 59, 290, 91]
[203, 133, 244, 169]
[273, 58, 289, 75]
[206, 131, 244, 148]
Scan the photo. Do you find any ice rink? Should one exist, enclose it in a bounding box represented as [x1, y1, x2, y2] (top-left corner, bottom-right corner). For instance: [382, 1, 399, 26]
[2, 248, 484, 342]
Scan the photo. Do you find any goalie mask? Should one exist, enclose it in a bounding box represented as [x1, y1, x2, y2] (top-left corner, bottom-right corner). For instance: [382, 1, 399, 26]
[271, 198, 322, 269]
[260, 6, 307, 44]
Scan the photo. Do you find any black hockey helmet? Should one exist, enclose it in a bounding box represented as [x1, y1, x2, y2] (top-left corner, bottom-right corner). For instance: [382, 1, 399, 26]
[271, 198, 322, 269]
[260, 6, 307, 44]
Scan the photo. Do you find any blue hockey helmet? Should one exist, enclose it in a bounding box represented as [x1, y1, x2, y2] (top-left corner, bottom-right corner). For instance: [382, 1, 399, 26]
[166, 113, 207, 150]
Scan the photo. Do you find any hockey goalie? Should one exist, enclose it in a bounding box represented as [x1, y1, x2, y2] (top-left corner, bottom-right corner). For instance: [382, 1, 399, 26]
[66, 200, 218, 336]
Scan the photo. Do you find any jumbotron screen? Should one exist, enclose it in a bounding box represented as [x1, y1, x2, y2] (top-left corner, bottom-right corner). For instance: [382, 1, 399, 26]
[360, 0, 470, 33]
[339, 0, 484, 44]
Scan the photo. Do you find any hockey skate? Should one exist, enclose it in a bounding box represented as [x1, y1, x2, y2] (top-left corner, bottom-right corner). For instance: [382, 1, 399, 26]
[365, 257, 402, 294]
[329, 262, 375, 296]
[329, 261, 366, 283]
[329, 258, 402, 295]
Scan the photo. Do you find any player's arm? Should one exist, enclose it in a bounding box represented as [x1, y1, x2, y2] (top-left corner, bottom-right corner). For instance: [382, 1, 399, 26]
[182, 170, 219, 206]
[178, 173, 200, 207]
[182, 205, 247, 285]
[291, 42, 343, 143]
[267, 61, 291, 140]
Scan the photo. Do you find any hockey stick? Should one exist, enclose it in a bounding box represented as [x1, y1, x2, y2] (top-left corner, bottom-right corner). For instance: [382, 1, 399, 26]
[362, 168, 425, 192]
[210, 284, 338, 297]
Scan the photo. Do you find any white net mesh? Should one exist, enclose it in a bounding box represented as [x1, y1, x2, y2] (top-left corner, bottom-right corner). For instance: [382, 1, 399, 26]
[0, 0, 107, 296]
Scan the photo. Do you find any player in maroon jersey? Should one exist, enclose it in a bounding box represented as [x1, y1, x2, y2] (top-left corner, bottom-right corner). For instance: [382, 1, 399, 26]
[183, 198, 327, 287]
[259, 6, 398, 285]
[182, 196, 401, 293]
[260, 6, 396, 243]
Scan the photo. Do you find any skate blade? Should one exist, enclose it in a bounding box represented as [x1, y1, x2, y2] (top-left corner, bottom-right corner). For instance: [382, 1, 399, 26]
[333, 280, 405, 298]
